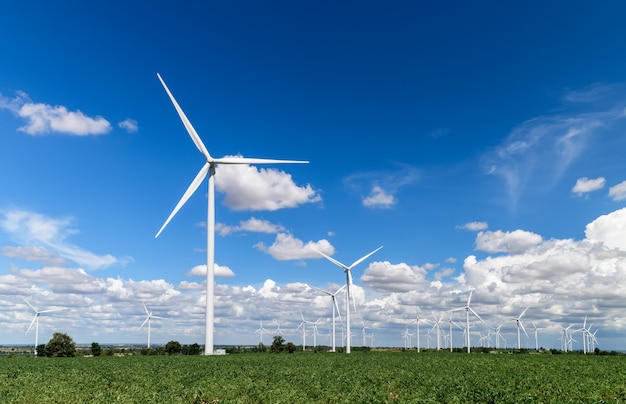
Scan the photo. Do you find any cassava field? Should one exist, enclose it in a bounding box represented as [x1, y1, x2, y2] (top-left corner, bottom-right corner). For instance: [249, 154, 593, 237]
[2, 351, 626, 403]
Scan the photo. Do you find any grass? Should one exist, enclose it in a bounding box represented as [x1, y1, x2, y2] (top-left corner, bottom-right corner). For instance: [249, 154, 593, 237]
[2, 351, 626, 403]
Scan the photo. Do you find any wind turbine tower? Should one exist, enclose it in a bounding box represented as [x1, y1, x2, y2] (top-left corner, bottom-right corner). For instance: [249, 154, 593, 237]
[154, 74, 308, 355]
[316, 246, 383, 354]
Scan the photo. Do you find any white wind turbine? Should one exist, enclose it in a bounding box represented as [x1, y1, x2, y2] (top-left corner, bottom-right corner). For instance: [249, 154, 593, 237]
[23, 297, 62, 355]
[412, 307, 429, 352]
[401, 326, 414, 349]
[154, 74, 308, 355]
[430, 312, 445, 351]
[531, 321, 539, 351]
[450, 290, 485, 353]
[139, 302, 164, 349]
[311, 284, 345, 352]
[316, 246, 383, 353]
[255, 319, 271, 345]
[512, 307, 529, 350]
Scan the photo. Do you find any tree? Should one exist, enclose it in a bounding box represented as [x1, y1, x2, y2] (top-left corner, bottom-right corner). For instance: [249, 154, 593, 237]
[91, 342, 102, 357]
[285, 342, 297, 354]
[271, 335, 285, 353]
[165, 340, 182, 355]
[44, 332, 76, 357]
[35, 344, 46, 357]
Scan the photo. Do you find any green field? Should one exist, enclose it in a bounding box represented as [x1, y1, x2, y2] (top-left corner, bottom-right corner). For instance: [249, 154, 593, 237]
[2, 351, 626, 403]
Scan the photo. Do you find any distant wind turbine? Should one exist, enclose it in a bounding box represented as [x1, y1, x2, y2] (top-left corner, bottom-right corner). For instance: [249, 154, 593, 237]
[139, 302, 164, 349]
[23, 297, 62, 355]
[311, 284, 345, 352]
[412, 307, 429, 353]
[450, 290, 485, 353]
[154, 73, 308, 355]
[316, 246, 383, 353]
[512, 307, 529, 350]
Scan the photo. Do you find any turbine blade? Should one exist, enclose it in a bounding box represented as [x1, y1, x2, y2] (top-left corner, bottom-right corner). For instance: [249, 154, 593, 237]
[333, 297, 343, 324]
[519, 307, 529, 319]
[467, 290, 473, 306]
[21, 297, 37, 312]
[143, 302, 150, 316]
[315, 249, 350, 271]
[39, 308, 63, 314]
[334, 284, 347, 295]
[26, 315, 37, 334]
[520, 321, 529, 338]
[155, 162, 210, 238]
[310, 286, 332, 296]
[469, 307, 486, 324]
[157, 73, 212, 162]
[348, 246, 383, 269]
[213, 157, 308, 165]
[139, 316, 149, 329]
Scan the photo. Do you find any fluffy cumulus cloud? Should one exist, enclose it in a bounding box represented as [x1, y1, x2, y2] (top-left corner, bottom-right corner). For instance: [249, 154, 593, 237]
[608, 180, 626, 201]
[4, 206, 626, 349]
[585, 208, 626, 251]
[186, 263, 235, 278]
[360, 261, 429, 293]
[254, 233, 334, 260]
[215, 159, 320, 211]
[0, 91, 111, 136]
[572, 177, 606, 195]
[362, 186, 396, 209]
[475, 230, 543, 254]
[0, 209, 127, 270]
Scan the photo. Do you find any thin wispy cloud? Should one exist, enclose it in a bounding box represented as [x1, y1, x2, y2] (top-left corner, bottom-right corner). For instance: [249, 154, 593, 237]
[482, 102, 624, 210]
[0, 209, 128, 270]
[458, 221, 488, 231]
[0, 91, 111, 136]
[216, 217, 286, 236]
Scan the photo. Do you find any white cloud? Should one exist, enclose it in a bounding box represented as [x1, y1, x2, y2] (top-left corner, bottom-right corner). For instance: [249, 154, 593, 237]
[186, 264, 235, 278]
[215, 159, 320, 211]
[572, 177, 606, 195]
[585, 207, 626, 251]
[0, 91, 111, 136]
[2, 246, 66, 266]
[0, 209, 128, 270]
[360, 261, 428, 293]
[118, 118, 138, 133]
[362, 186, 396, 209]
[254, 233, 334, 260]
[216, 217, 286, 236]
[608, 180, 626, 201]
[458, 221, 488, 231]
[475, 229, 543, 254]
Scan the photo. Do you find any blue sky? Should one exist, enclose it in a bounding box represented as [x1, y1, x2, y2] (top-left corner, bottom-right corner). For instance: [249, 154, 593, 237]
[2, 1, 626, 351]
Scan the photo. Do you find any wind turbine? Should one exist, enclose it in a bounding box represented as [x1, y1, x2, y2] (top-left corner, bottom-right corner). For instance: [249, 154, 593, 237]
[255, 319, 271, 345]
[512, 307, 529, 350]
[316, 246, 383, 353]
[154, 73, 308, 355]
[532, 321, 539, 351]
[311, 284, 345, 352]
[23, 297, 62, 355]
[412, 307, 429, 353]
[139, 302, 164, 349]
[451, 290, 485, 353]
[401, 327, 414, 349]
